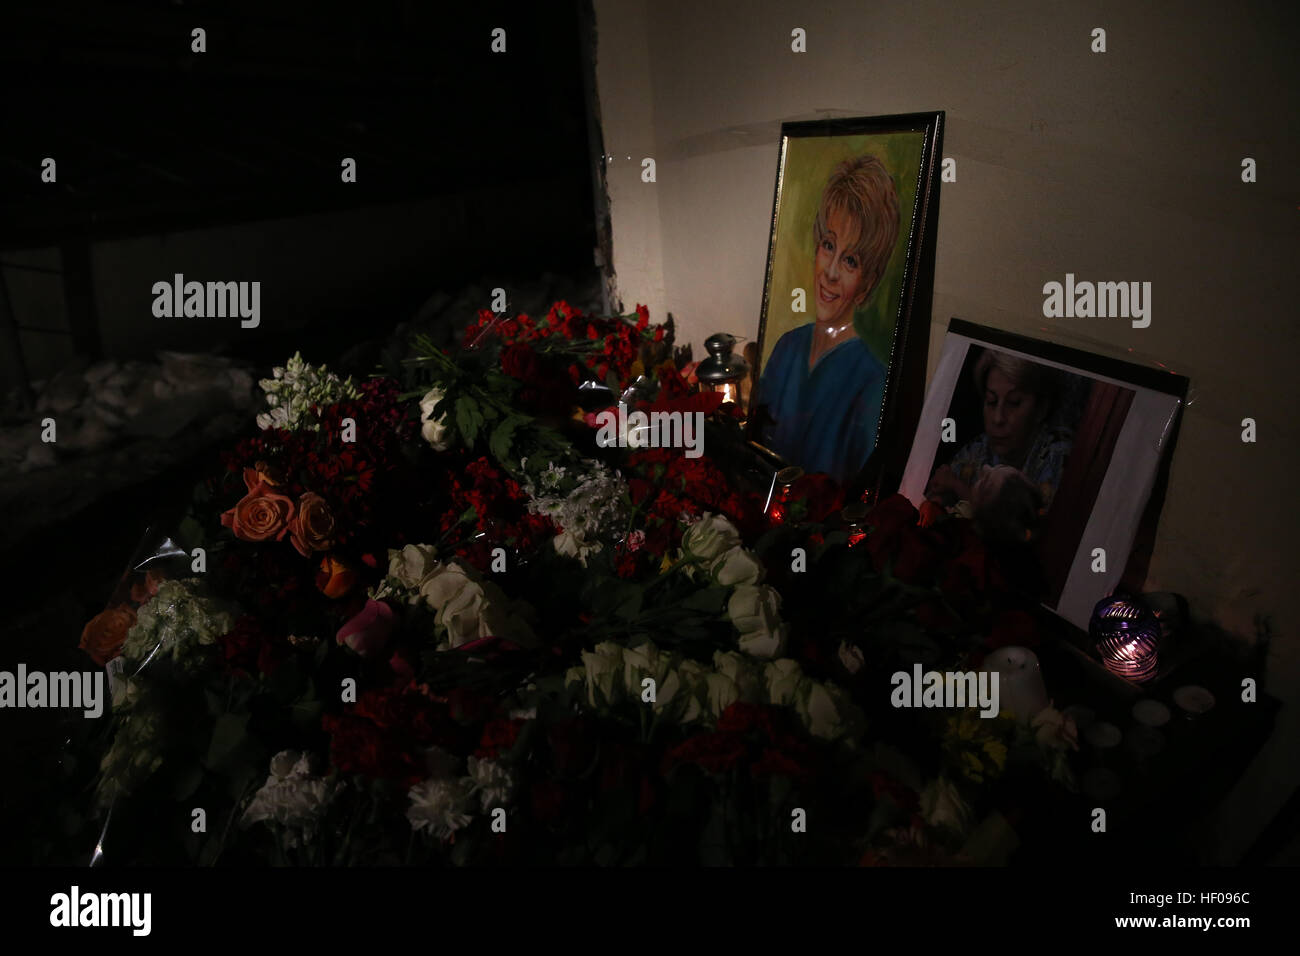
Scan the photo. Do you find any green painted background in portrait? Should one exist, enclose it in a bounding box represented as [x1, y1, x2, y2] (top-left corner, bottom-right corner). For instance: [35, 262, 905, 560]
[759, 131, 924, 371]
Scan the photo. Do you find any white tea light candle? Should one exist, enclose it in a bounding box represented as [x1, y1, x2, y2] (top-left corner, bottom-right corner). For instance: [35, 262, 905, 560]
[1132, 699, 1171, 728]
[1173, 685, 1215, 717]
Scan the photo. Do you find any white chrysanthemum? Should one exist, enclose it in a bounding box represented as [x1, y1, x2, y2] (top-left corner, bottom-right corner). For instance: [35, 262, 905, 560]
[524, 458, 629, 546]
[241, 750, 339, 847]
[467, 756, 515, 811]
[406, 777, 475, 840]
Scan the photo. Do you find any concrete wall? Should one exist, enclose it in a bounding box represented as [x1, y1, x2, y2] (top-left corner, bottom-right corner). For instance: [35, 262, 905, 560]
[592, 0, 1299, 861]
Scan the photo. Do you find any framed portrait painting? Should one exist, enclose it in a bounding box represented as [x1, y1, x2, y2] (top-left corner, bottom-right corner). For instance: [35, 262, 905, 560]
[898, 319, 1189, 630]
[749, 112, 943, 488]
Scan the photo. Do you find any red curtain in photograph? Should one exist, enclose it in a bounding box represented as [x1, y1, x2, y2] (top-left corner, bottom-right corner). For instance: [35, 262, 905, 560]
[1039, 381, 1136, 605]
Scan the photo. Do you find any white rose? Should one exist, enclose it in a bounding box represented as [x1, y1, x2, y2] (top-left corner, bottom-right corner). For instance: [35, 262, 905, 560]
[621, 642, 661, 693]
[712, 650, 763, 703]
[705, 672, 740, 718]
[388, 543, 440, 591]
[419, 560, 472, 610]
[475, 588, 536, 647]
[837, 641, 865, 676]
[764, 658, 807, 707]
[710, 546, 764, 587]
[580, 641, 625, 707]
[681, 513, 742, 563]
[920, 777, 973, 835]
[795, 680, 857, 741]
[416, 562, 532, 649]
[673, 660, 709, 724]
[554, 530, 603, 567]
[419, 387, 452, 451]
[421, 564, 490, 647]
[564, 666, 585, 693]
[653, 667, 682, 714]
[728, 584, 787, 658]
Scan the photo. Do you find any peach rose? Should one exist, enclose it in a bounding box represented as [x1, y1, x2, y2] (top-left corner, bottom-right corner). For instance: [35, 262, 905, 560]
[221, 479, 296, 543]
[288, 492, 338, 557]
[80, 605, 137, 665]
[317, 554, 356, 599]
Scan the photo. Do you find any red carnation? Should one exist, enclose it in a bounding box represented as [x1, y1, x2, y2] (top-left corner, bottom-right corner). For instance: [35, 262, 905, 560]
[476, 718, 528, 759]
[500, 343, 543, 384]
[664, 732, 748, 775]
[750, 747, 809, 779]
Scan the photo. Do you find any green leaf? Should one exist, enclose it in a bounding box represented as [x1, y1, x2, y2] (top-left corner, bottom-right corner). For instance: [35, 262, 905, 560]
[290, 698, 324, 731]
[172, 764, 205, 801]
[679, 586, 728, 615]
[178, 514, 206, 549]
[203, 712, 251, 773]
[455, 396, 485, 447]
[489, 414, 525, 463]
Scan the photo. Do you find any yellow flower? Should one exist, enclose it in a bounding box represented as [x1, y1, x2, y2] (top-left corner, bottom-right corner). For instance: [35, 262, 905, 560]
[982, 738, 1008, 773]
[960, 751, 985, 783]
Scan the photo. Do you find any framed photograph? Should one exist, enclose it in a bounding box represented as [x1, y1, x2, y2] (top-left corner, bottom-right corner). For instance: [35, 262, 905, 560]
[749, 112, 943, 486]
[899, 319, 1189, 629]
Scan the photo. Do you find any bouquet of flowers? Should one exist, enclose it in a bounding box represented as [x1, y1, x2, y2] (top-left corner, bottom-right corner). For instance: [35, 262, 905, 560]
[60, 301, 1076, 867]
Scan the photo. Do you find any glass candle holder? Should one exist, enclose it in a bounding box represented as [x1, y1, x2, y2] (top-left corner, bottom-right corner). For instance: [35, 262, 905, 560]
[841, 503, 869, 547]
[1090, 594, 1160, 683]
[764, 465, 804, 524]
[696, 333, 750, 409]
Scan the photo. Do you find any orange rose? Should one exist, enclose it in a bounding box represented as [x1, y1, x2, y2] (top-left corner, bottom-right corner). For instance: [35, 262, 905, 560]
[317, 554, 356, 599]
[288, 493, 338, 557]
[918, 499, 945, 529]
[249, 461, 284, 487]
[129, 569, 166, 604]
[80, 605, 137, 665]
[221, 480, 296, 542]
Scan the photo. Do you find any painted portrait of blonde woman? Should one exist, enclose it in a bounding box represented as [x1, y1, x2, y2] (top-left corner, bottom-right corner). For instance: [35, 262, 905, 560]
[752, 115, 940, 487]
[758, 156, 900, 484]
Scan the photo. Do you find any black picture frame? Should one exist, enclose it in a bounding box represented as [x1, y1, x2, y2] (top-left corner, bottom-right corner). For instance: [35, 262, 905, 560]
[899, 318, 1189, 630]
[747, 111, 944, 493]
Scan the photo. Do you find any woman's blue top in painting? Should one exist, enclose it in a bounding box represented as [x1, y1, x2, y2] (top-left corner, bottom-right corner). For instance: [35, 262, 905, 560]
[758, 324, 886, 485]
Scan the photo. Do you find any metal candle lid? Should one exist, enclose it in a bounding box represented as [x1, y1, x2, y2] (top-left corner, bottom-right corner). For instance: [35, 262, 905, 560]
[696, 333, 750, 384]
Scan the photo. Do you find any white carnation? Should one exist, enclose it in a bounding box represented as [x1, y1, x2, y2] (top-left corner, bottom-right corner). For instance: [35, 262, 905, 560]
[467, 756, 515, 811]
[407, 777, 475, 840]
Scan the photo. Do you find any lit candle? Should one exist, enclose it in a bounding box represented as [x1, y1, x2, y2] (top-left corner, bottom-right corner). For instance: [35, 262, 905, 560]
[765, 466, 803, 525]
[1090, 595, 1160, 683]
[841, 503, 868, 547]
[696, 333, 749, 417]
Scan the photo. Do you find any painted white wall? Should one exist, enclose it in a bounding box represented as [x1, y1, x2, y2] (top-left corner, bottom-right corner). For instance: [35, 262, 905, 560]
[592, 0, 1299, 862]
